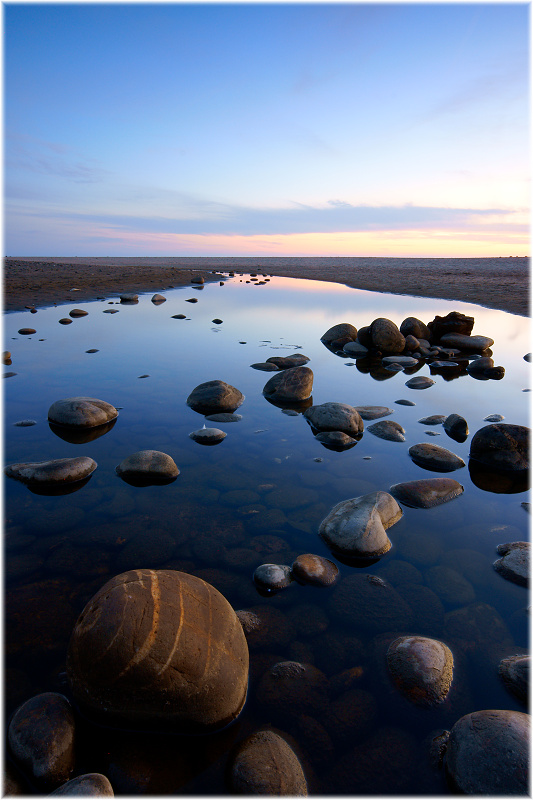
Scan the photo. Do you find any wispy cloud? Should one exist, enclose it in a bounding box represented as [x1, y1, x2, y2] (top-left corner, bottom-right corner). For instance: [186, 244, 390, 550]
[5, 131, 111, 184]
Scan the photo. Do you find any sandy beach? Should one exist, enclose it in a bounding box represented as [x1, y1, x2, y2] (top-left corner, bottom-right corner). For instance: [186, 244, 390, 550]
[3, 256, 530, 316]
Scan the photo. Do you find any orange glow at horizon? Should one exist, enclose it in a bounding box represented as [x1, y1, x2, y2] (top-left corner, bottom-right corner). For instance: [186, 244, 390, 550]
[94, 227, 529, 258]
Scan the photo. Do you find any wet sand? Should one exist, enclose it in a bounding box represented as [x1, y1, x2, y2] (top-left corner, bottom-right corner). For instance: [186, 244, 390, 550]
[3, 256, 530, 316]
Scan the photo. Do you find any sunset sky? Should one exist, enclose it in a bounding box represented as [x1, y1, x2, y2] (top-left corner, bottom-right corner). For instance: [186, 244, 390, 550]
[3, 2, 530, 258]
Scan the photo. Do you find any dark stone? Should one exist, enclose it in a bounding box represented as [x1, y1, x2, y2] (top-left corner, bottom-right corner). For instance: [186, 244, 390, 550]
[228, 729, 308, 795]
[386, 636, 453, 707]
[390, 478, 464, 508]
[186, 380, 244, 415]
[470, 423, 529, 472]
[49, 773, 114, 796]
[427, 311, 474, 341]
[370, 318, 405, 354]
[263, 366, 313, 403]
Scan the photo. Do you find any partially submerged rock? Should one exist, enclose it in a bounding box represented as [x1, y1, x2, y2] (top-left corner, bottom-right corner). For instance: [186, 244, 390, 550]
[5, 456, 97, 486]
[67, 570, 249, 733]
[390, 478, 464, 508]
[228, 729, 308, 795]
[386, 635, 453, 707]
[440, 332, 494, 352]
[48, 397, 118, 428]
[304, 402, 364, 437]
[405, 376, 435, 389]
[319, 491, 403, 559]
[353, 406, 394, 420]
[367, 420, 406, 442]
[263, 366, 313, 403]
[115, 450, 179, 485]
[321, 323, 358, 347]
[253, 563, 293, 593]
[189, 426, 227, 445]
[187, 380, 244, 415]
[291, 554, 339, 586]
[443, 413, 468, 442]
[470, 423, 529, 472]
[370, 317, 405, 354]
[493, 542, 529, 587]
[499, 654, 529, 706]
[49, 774, 114, 796]
[408, 443, 465, 472]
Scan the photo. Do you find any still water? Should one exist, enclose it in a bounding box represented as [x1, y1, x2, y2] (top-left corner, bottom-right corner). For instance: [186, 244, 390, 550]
[3, 273, 530, 794]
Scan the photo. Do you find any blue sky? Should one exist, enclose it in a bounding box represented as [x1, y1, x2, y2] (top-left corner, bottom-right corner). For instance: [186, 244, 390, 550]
[3, 2, 530, 257]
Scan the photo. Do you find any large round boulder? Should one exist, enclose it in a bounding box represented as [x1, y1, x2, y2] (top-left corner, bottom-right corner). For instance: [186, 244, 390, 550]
[469, 423, 529, 472]
[319, 491, 402, 559]
[444, 709, 529, 794]
[66, 569, 249, 733]
[370, 318, 405, 354]
[320, 323, 358, 347]
[400, 317, 431, 341]
[186, 380, 244, 415]
[304, 402, 364, 437]
[386, 635, 453, 707]
[48, 397, 118, 428]
[228, 729, 308, 795]
[263, 366, 313, 403]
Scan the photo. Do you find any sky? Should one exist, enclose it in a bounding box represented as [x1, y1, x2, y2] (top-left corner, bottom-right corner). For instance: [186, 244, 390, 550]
[3, 2, 530, 258]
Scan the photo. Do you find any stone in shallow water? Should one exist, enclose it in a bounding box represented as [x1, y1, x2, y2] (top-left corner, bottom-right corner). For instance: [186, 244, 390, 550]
[353, 405, 394, 420]
[263, 366, 314, 403]
[499, 654, 529, 706]
[405, 376, 435, 389]
[266, 354, 310, 369]
[319, 491, 402, 559]
[69, 309, 88, 318]
[120, 293, 139, 303]
[228, 729, 308, 795]
[418, 415, 446, 425]
[115, 450, 179, 485]
[382, 355, 418, 367]
[13, 419, 37, 427]
[395, 398, 416, 406]
[386, 635, 453, 707]
[493, 541, 529, 587]
[484, 413, 504, 422]
[291, 554, 339, 586]
[151, 294, 166, 304]
[329, 573, 413, 632]
[304, 401, 364, 436]
[189, 426, 227, 445]
[342, 341, 368, 357]
[390, 478, 464, 508]
[469, 423, 529, 472]
[5, 456, 97, 485]
[367, 420, 406, 442]
[48, 397, 118, 428]
[250, 361, 279, 371]
[321, 322, 358, 345]
[59, 318, 72, 325]
[186, 380, 244, 414]
[408, 443, 465, 472]
[8, 692, 76, 791]
[444, 709, 529, 795]
[370, 317, 405, 354]
[440, 332, 494, 351]
[443, 413, 468, 442]
[204, 412, 242, 423]
[314, 430, 359, 450]
[67, 569, 249, 733]
[253, 563, 293, 593]
[18, 328, 36, 335]
[49, 774, 115, 796]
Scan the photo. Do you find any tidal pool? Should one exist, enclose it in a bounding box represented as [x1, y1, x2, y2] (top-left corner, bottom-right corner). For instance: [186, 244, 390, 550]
[3, 273, 530, 794]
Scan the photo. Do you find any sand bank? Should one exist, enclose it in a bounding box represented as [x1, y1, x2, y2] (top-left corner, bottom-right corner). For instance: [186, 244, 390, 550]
[3, 256, 529, 316]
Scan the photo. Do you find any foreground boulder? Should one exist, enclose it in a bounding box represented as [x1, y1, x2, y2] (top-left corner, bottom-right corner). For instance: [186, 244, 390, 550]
[67, 570, 249, 733]
[320, 323, 358, 348]
[319, 491, 402, 559]
[48, 397, 118, 428]
[386, 636, 453, 707]
[186, 380, 244, 415]
[469, 423, 529, 472]
[443, 709, 529, 794]
[228, 729, 308, 795]
[5, 456, 97, 486]
[49, 774, 114, 796]
[263, 366, 313, 403]
[8, 693, 76, 791]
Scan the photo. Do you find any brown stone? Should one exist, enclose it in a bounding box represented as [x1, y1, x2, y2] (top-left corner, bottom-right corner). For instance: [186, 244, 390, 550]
[228, 729, 308, 795]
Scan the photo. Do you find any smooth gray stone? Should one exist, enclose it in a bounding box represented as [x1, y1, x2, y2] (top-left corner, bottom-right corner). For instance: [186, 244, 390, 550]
[48, 397, 118, 428]
[367, 420, 406, 442]
[440, 333, 494, 351]
[116, 450, 179, 481]
[408, 443, 465, 472]
[382, 356, 418, 367]
[5, 456, 97, 485]
[189, 427, 227, 445]
[342, 341, 368, 357]
[253, 563, 293, 592]
[405, 376, 435, 390]
[353, 406, 394, 420]
[304, 402, 363, 436]
[390, 478, 464, 508]
[493, 541, 529, 587]
[319, 491, 402, 559]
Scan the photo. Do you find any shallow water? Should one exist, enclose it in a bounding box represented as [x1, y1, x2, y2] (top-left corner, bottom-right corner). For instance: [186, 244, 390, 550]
[3, 273, 530, 794]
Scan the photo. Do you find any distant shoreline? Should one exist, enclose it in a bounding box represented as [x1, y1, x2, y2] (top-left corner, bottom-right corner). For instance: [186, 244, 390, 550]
[3, 256, 530, 316]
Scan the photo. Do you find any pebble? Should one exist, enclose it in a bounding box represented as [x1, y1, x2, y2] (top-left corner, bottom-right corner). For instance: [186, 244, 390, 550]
[405, 376, 435, 389]
[18, 328, 36, 335]
[85, 349, 99, 353]
[103, 309, 119, 314]
[367, 420, 406, 442]
[151, 294, 166, 304]
[69, 309, 88, 317]
[483, 413, 504, 422]
[417, 415, 446, 425]
[171, 313, 187, 319]
[291, 553, 339, 586]
[395, 399, 415, 406]
[13, 419, 37, 427]
[353, 406, 394, 420]
[189, 426, 227, 445]
[58, 318, 72, 325]
[253, 563, 293, 593]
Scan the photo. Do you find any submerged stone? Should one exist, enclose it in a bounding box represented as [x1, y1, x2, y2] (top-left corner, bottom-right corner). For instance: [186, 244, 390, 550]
[493, 542, 529, 587]
[49, 773, 114, 796]
[253, 563, 293, 593]
[314, 430, 359, 450]
[390, 478, 464, 508]
[386, 635, 453, 707]
[499, 654, 529, 706]
[228, 729, 308, 795]
[405, 376, 435, 390]
[319, 491, 402, 559]
[329, 573, 413, 632]
[115, 450, 179, 485]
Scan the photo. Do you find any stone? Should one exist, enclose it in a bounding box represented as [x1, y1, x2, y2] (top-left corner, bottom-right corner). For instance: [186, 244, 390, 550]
[443, 413, 468, 442]
[382, 355, 418, 367]
[440, 332, 494, 351]
[290, 554, 339, 586]
[13, 419, 37, 426]
[342, 341, 369, 357]
[466, 356, 494, 376]
[367, 420, 406, 442]
[18, 328, 36, 335]
[253, 563, 293, 593]
[304, 402, 364, 436]
[266, 354, 310, 369]
[408, 443, 465, 472]
[228, 729, 307, 795]
[484, 413, 504, 422]
[321, 323, 358, 345]
[444, 710, 529, 794]
[119, 293, 138, 303]
[5, 456, 97, 486]
[8, 693, 76, 790]
[151, 294, 166, 304]
[426, 566, 475, 606]
[390, 478, 464, 508]
[235, 606, 294, 650]
[314, 431, 359, 450]
[353, 406, 394, 420]
[395, 398, 415, 406]
[400, 317, 431, 340]
[59, 318, 73, 325]
[204, 413, 242, 423]
[212, 318, 223, 324]
[370, 317, 405, 354]
[329, 573, 413, 632]
[256, 661, 329, 716]
[493, 542, 529, 587]
[417, 415, 446, 425]
[470, 423, 529, 472]
[319, 491, 402, 560]
[66, 569, 249, 733]
[49, 774, 115, 796]
[405, 376, 435, 389]
[262, 366, 313, 403]
[69, 309, 88, 317]
[189, 426, 227, 445]
[251, 362, 279, 371]
[386, 636, 453, 707]
[115, 450, 179, 485]
[499, 654, 529, 705]
[48, 397, 118, 428]
[186, 380, 244, 415]
[171, 314, 187, 319]
[427, 311, 474, 340]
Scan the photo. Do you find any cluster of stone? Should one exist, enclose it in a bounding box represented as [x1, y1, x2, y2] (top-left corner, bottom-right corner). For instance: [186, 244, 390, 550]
[253, 553, 339, 594]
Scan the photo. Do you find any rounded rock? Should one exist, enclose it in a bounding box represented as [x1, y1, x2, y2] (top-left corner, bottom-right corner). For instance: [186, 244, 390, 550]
[470, 423, 529, 472]
[370, 317, 405, 354]
[66, 569, 249, 733]
[440, 332, 494, 351]
[408, 443, 465, 472]
[443, 413, 469, 442]
[228, 729, 307, 795]
[390, 478, 464, 508]
[253, 563, 293, 593]
[367, 420, 406, 442]
[386, 635, 453, 707]
[48, 397, 118, 429]
[499, 654, 529, 705]
[115, 450, 179, 485]
[405, 376, 435, 390]
[49, 773, 115, 796]
[263, 366, 314, 403]
[493, 541, 529, 587]
[186, 380, 244, 415]
[304, 401, 364, 436]
[444, 710, 529, 794]
[189, 426, 227, 445]
[321, 323, 358, 345]
[4, 456, 97, 486]
[291, 554, 339, 586]
[58, 318, 73, 325]
[319, 491, 402, 559]
[151, 294, 166, 304]
[69, 309, 88, 318]
[8, 692, 76, 790]
[353, 406, 393, 420]
[18, 328, 36, 335]
[400, 317, 431, 340]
